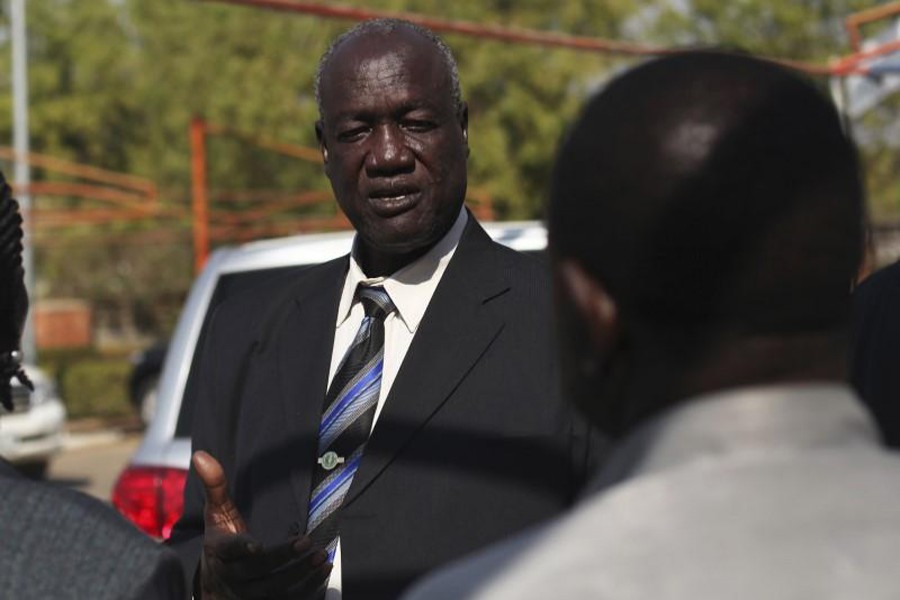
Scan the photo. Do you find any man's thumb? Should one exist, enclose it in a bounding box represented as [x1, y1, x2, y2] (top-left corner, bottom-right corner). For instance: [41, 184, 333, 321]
[193, 450, 247, 535]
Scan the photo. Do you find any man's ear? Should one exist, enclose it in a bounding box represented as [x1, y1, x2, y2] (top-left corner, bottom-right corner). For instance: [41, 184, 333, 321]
[558, 258, 619, 357]
[315, 120, 328, 164]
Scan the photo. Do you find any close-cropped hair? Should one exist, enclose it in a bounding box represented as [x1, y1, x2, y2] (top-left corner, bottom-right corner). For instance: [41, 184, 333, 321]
[549, 50, 864, 335]
[314, 18, 464, 119]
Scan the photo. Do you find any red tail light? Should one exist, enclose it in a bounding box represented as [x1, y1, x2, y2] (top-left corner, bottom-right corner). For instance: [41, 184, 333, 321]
[112, 466, 187, 539]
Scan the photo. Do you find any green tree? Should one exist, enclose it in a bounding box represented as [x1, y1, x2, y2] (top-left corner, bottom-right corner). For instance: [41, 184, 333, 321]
[1, 0, 898, 342]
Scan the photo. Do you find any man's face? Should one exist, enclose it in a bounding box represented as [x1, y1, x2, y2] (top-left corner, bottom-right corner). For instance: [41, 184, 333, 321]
[316, 29, 468, 271]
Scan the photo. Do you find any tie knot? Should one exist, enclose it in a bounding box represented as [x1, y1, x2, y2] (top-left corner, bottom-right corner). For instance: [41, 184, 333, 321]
[358, 286, 394, 321]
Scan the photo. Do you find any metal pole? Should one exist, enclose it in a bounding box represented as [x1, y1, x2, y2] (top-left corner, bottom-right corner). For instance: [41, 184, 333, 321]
[190, 116, 209, 274]
[828, 71, 854, 137]
[10, 0, 35, 364]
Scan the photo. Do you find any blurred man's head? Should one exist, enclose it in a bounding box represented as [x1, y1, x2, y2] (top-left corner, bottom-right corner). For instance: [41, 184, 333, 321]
[315, 19, 469, 277]
[0, 172, 30, 411]
[549, 51, 865, 437]
[0, 173, 27, 353]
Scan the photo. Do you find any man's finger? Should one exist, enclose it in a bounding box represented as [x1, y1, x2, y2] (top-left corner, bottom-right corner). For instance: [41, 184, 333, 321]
[193, 450, 247, 535]
[227, 536, 322, 580]
[238, 551, 332, 599]
[208, 534, 263, 564]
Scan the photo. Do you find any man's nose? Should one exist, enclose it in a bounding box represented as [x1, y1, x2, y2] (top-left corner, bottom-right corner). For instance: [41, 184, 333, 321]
[365, 125, 414, 176]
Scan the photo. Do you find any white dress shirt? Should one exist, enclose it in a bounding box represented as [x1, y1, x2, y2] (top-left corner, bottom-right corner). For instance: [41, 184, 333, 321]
[325, 207, 468, 599]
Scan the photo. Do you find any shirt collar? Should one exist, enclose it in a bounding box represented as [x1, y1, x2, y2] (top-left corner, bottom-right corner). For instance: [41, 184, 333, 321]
[336, 207, 468, 333]
[588, 383, 877, 494]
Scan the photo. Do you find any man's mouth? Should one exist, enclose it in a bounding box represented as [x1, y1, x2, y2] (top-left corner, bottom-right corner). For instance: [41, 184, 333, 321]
[367, 187, 421, 216]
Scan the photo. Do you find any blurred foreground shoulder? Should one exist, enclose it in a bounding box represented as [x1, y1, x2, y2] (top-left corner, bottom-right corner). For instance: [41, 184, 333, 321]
[0, 470, 186, 599]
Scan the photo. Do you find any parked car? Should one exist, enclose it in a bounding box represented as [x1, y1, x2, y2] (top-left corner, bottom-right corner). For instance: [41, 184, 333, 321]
[128, 340, 168, 426]
[0, 363, 67, 478]
[112, 222, 547, 538]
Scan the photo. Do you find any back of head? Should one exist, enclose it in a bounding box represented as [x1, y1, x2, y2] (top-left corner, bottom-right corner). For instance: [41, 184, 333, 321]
[0, 171, 28, 411]
[550, 51, 864, 336]
[0, 172, 26, 342]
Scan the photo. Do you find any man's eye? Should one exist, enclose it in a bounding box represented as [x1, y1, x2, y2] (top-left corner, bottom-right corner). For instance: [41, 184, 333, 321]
[337, 127, 368, 141]
[402, 120, 436, 133]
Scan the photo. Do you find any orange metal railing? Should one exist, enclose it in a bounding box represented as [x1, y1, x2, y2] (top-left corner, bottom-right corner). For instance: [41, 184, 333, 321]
[0, 147, 160, 230]
[201, 0, 900, 78]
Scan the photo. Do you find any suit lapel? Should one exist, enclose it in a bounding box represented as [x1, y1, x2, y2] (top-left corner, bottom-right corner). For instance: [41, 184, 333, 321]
[274, 257, 347, 515]
[345, 220, 511, 504]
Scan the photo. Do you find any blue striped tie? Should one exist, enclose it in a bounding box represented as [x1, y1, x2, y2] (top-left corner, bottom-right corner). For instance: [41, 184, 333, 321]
[306, 285, 394, 559]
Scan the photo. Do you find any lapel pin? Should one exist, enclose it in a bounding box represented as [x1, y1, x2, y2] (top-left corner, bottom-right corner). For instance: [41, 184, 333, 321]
[318, 450, 345, 471]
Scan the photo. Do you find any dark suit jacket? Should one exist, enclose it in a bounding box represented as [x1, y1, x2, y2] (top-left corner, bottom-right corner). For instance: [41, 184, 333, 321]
[850, 260, 900, 446]
[168, 218, 604, 598]
[0, 459, 185, 599]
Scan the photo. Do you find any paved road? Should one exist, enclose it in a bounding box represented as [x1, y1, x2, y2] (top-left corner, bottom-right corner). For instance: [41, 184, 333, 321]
[46, 430, 142, 503]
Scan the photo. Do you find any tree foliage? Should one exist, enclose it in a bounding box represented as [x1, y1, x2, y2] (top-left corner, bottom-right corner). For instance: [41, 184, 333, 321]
[0, 0, 895, 340]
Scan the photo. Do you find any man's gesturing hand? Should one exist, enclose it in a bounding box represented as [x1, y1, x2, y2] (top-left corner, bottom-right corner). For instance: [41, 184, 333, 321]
[194, 451, 332, 600]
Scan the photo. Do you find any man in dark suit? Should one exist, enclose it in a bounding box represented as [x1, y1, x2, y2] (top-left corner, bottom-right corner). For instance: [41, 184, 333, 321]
[0, 172, 186, 599]
[167, 18, 601, 600]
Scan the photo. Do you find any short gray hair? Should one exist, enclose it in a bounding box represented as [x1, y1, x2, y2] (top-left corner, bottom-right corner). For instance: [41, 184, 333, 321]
[315, 18, 464, 120]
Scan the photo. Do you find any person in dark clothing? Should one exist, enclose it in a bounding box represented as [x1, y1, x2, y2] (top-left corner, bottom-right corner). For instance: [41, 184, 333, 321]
[0, 171, 186, 600]
[850, 260, 900, 446]
[167, 18, 603, 600]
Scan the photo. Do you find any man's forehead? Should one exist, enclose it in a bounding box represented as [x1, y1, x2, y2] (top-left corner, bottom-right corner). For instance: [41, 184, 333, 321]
[324, 28, 441, 81]
[320, 30, 449, 113]
[336, 44, 415, 89]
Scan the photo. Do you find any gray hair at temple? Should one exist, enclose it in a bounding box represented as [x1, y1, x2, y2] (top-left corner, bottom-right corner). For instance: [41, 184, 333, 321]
[314, 18, 464, 119]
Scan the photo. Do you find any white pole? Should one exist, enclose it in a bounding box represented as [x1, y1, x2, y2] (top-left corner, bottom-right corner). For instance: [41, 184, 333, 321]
[10, 0, 35, 364]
